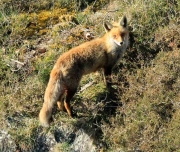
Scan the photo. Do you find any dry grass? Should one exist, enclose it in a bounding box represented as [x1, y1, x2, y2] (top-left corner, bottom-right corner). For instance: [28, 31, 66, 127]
[0, 0, 180, 151]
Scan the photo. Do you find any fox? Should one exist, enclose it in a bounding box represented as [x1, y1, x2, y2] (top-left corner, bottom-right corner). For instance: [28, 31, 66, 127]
[39, 16, 129, 127]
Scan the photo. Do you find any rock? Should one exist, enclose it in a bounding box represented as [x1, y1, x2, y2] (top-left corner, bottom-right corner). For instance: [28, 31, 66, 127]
[71, 129, 96, 152]
[35, 122, 97, 152]
[35, 131, 57, 152]
[37, 48, 47, 54]
[0, 130, 16, 152]
[36, 43, 48, 54]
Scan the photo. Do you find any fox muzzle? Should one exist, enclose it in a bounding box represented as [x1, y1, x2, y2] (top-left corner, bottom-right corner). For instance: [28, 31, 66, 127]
[113, 39, 124, 46]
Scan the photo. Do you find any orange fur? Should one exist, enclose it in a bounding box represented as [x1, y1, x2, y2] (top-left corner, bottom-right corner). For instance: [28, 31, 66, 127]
[39, 16, 129, 127]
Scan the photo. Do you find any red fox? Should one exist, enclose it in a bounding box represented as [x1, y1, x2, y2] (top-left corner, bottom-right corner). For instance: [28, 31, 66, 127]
[39, 16, 129, 127]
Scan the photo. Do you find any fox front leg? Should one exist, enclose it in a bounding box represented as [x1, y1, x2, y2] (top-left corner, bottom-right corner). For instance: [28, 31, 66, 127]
[103, 67, 112, 91]
[103, 67, 118, 99]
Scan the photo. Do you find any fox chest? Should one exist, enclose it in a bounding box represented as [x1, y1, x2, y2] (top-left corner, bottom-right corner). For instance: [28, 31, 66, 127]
[108, 48, 124, 64]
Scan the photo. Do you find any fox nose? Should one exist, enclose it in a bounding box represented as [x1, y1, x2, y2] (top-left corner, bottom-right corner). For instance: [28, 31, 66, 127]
[120, 41, 124, 45]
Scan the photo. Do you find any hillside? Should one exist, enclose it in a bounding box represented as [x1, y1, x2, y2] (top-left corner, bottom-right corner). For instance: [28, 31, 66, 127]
[0, 0, 180, 151]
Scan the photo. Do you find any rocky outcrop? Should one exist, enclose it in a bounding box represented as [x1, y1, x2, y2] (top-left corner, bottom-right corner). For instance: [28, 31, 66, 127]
[0, 122, 97, 152]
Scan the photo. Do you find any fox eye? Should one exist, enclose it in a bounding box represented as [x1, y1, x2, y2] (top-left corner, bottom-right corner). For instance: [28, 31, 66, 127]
[121, 33, 125, 37]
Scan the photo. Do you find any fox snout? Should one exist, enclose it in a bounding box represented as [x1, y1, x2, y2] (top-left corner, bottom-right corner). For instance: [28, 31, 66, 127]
[113, 39, 124, 46]
[119, 41, 124, 46]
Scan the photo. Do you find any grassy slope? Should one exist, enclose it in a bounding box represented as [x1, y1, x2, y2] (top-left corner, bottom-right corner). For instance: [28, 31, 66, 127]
[0, 0, 180, 151]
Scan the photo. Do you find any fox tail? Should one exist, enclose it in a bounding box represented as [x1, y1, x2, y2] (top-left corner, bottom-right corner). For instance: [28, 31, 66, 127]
[39, 70, 65, 127]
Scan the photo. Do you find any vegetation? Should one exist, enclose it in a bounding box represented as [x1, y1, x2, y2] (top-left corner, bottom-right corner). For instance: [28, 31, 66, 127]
[0, 0, 179, 151]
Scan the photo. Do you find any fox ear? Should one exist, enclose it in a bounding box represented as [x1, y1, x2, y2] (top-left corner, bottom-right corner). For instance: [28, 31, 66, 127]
[104, 21, 113, 32]
[120, 16, 127, 28]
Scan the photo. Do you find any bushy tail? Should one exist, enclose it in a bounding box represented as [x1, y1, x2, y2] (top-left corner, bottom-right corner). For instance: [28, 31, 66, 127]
[39, 70, 64, 127]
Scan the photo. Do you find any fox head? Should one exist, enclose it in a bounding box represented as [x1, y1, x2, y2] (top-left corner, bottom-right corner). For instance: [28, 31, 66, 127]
[104, 16, 128, 47]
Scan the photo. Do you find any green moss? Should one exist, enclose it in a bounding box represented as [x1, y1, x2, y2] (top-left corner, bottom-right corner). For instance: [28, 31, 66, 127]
[9, 120, 39, 151]
[53, 142, 71, 152]
[24, 9, 76, 37]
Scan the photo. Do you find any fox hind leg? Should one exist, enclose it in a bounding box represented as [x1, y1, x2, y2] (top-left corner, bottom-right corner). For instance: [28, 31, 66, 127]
[57, 94, 66, 112]
[57, 101, 65, 111]
[64, 88, 77, 117]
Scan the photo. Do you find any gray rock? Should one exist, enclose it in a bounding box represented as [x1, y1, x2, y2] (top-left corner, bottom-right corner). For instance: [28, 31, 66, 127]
[0, 130, 16, 152]
[71, 129, 96, 152]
